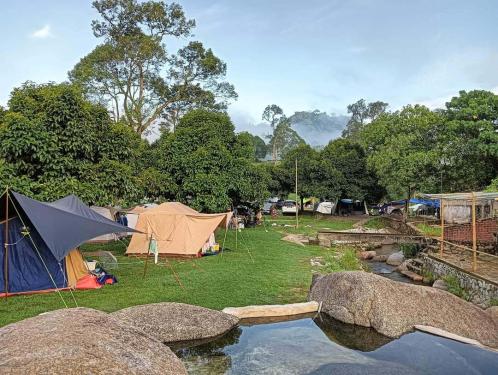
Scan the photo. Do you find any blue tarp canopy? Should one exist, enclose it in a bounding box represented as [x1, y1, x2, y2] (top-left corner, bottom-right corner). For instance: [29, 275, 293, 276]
[2, 191, 137, 261]
[409, 198, 440, 208]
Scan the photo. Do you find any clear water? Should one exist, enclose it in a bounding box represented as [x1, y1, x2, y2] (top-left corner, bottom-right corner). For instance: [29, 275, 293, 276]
[175, 314, 498, 375]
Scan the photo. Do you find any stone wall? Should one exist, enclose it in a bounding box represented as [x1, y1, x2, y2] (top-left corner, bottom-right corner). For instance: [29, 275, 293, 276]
[422, 254, 498, 307]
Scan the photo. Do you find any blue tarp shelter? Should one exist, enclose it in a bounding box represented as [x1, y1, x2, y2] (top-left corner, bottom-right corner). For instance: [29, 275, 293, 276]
[409, 198, 440, 208]
[0, 191, 136, 295]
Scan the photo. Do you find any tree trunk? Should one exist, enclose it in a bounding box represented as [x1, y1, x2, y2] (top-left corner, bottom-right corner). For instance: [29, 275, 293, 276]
[300, 196, 304, 213]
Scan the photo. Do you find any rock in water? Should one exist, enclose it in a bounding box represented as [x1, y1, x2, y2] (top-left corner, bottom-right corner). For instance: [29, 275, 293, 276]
[0, 307, 187, 374]
[358, 250, 376, 260]
[386, 251, 404, 266]
[432, 279, 448, 291]
[309, 271, 498, 348]
[112, 302, 239, 343]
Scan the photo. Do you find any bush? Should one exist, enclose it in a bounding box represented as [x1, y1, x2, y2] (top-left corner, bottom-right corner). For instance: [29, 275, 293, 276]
[400, 243, 421, 258]
[323, 248, 362, 273]
[442, 275, 470, 301]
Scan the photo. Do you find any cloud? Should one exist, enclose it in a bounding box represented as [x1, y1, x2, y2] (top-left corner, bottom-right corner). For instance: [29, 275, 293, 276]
[30, 25, 52, 39]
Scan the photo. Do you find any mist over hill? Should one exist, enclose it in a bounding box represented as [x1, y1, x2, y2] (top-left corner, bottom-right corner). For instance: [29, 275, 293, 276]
[231, 109, 349, 146]
[288, 110, 349, 146]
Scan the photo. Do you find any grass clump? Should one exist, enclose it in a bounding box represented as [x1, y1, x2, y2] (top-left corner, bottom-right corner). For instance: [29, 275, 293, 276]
[415, 223, 441, 237]
[322, 247, 363, 273]
[489, 298, 498, 307]
[363, 218, 386, 230]
[421, 269, 435, 284]
[442, 275, 470, 301]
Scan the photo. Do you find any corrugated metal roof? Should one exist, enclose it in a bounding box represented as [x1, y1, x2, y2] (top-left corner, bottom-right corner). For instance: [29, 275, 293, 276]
[421, 191, 498, 201]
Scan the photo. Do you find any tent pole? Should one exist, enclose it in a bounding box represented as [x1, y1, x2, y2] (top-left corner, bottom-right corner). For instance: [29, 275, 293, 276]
[3, 188, 9, 298]
[440, 198, 444, 257]
[471, 192, 477, 272]
[143, 234, 152, 279]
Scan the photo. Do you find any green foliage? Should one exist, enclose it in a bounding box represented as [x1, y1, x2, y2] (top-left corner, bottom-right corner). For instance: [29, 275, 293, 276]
[323, 248, 363, 273]
[342, 99, 388, 140]
[70, 0, 236, 134]
[421, 269, 436, 284]
[364, 218, 386, 230]
[415, 223, 441, 237]
[400, 243, 421, 259]
[442, 275, 470, 301]
[360, 105, 443, 199]
[489, 298, 498, 307]
[0, 82, 143, 205]
[150, 109, 269, 212]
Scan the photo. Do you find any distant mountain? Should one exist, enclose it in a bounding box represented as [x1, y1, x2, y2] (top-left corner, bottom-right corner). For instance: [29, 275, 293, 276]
[231, 109, 349, 147]
[288, 110, 349, 146]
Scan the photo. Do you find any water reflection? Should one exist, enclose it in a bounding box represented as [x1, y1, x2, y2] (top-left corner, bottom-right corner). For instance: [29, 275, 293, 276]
[175, 314, 498, 375]
[313, 313, 392, 352]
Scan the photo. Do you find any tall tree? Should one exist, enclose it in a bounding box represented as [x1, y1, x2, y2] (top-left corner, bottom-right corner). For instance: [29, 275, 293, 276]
[267, 119, 305, 160]
[359, 105, 443, 199]
[70, 0, 237, 135]
[342, 99, 388, 140]
[150, 110, 269, 211]
[262, 104, 284, 162]
[442, 90, 498, 191]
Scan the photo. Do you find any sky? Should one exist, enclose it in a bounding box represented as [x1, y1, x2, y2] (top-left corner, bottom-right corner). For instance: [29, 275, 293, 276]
[2, 0, 498, 132]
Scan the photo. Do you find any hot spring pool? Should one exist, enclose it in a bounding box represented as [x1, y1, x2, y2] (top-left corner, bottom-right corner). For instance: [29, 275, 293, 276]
[174, 313, 498, 375]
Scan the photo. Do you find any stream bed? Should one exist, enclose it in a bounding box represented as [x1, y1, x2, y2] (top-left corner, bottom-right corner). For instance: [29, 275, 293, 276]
[175, 314, 498, 374]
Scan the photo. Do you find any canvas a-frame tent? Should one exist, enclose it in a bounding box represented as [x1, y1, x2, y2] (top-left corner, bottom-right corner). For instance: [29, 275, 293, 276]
[0, 190, 136, 296]
[126, 202, 232, 257]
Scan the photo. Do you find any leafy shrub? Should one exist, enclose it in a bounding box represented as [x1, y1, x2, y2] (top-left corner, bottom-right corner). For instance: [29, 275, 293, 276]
[415, 223, 441, 237]
[442, 275, 470, 301]
[323, 248, 362, 273]
[422, 269, 435, 284]
[400, 243, 421, 258]
[364, 218, 386, 230]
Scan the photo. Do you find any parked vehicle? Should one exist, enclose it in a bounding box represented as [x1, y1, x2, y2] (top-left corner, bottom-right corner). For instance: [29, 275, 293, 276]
[282, 200, 297, 215]
[276, 199, 285, 208]
[262, 202, 275, 215]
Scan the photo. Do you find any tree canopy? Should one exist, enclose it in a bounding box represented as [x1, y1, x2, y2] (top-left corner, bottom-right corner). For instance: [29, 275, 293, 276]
[146, 109, 270, 211]
[0, 82, 144, 204]
[70, 0, 237, 135]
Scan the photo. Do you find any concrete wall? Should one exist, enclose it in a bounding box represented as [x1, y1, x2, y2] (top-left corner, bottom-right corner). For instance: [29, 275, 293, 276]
[422, 254, 498, 307]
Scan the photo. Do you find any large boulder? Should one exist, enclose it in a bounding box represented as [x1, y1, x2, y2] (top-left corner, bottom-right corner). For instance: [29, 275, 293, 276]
[309, 271, 498, 348]
[386, 251, 404, 266]
[0, 307, 187, 374]
[112, 302, 239, 343]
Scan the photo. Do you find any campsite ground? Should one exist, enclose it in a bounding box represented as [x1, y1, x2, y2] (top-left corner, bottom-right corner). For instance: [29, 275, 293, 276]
[0, 214, 361, 327]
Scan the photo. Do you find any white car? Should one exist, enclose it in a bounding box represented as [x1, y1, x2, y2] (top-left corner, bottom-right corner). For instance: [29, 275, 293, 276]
[282, 200, 297, 215]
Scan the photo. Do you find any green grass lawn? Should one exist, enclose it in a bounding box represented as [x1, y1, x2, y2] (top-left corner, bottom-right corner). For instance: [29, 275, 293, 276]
[0, 223, 338, 327]
[265, 213, 357, 236]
